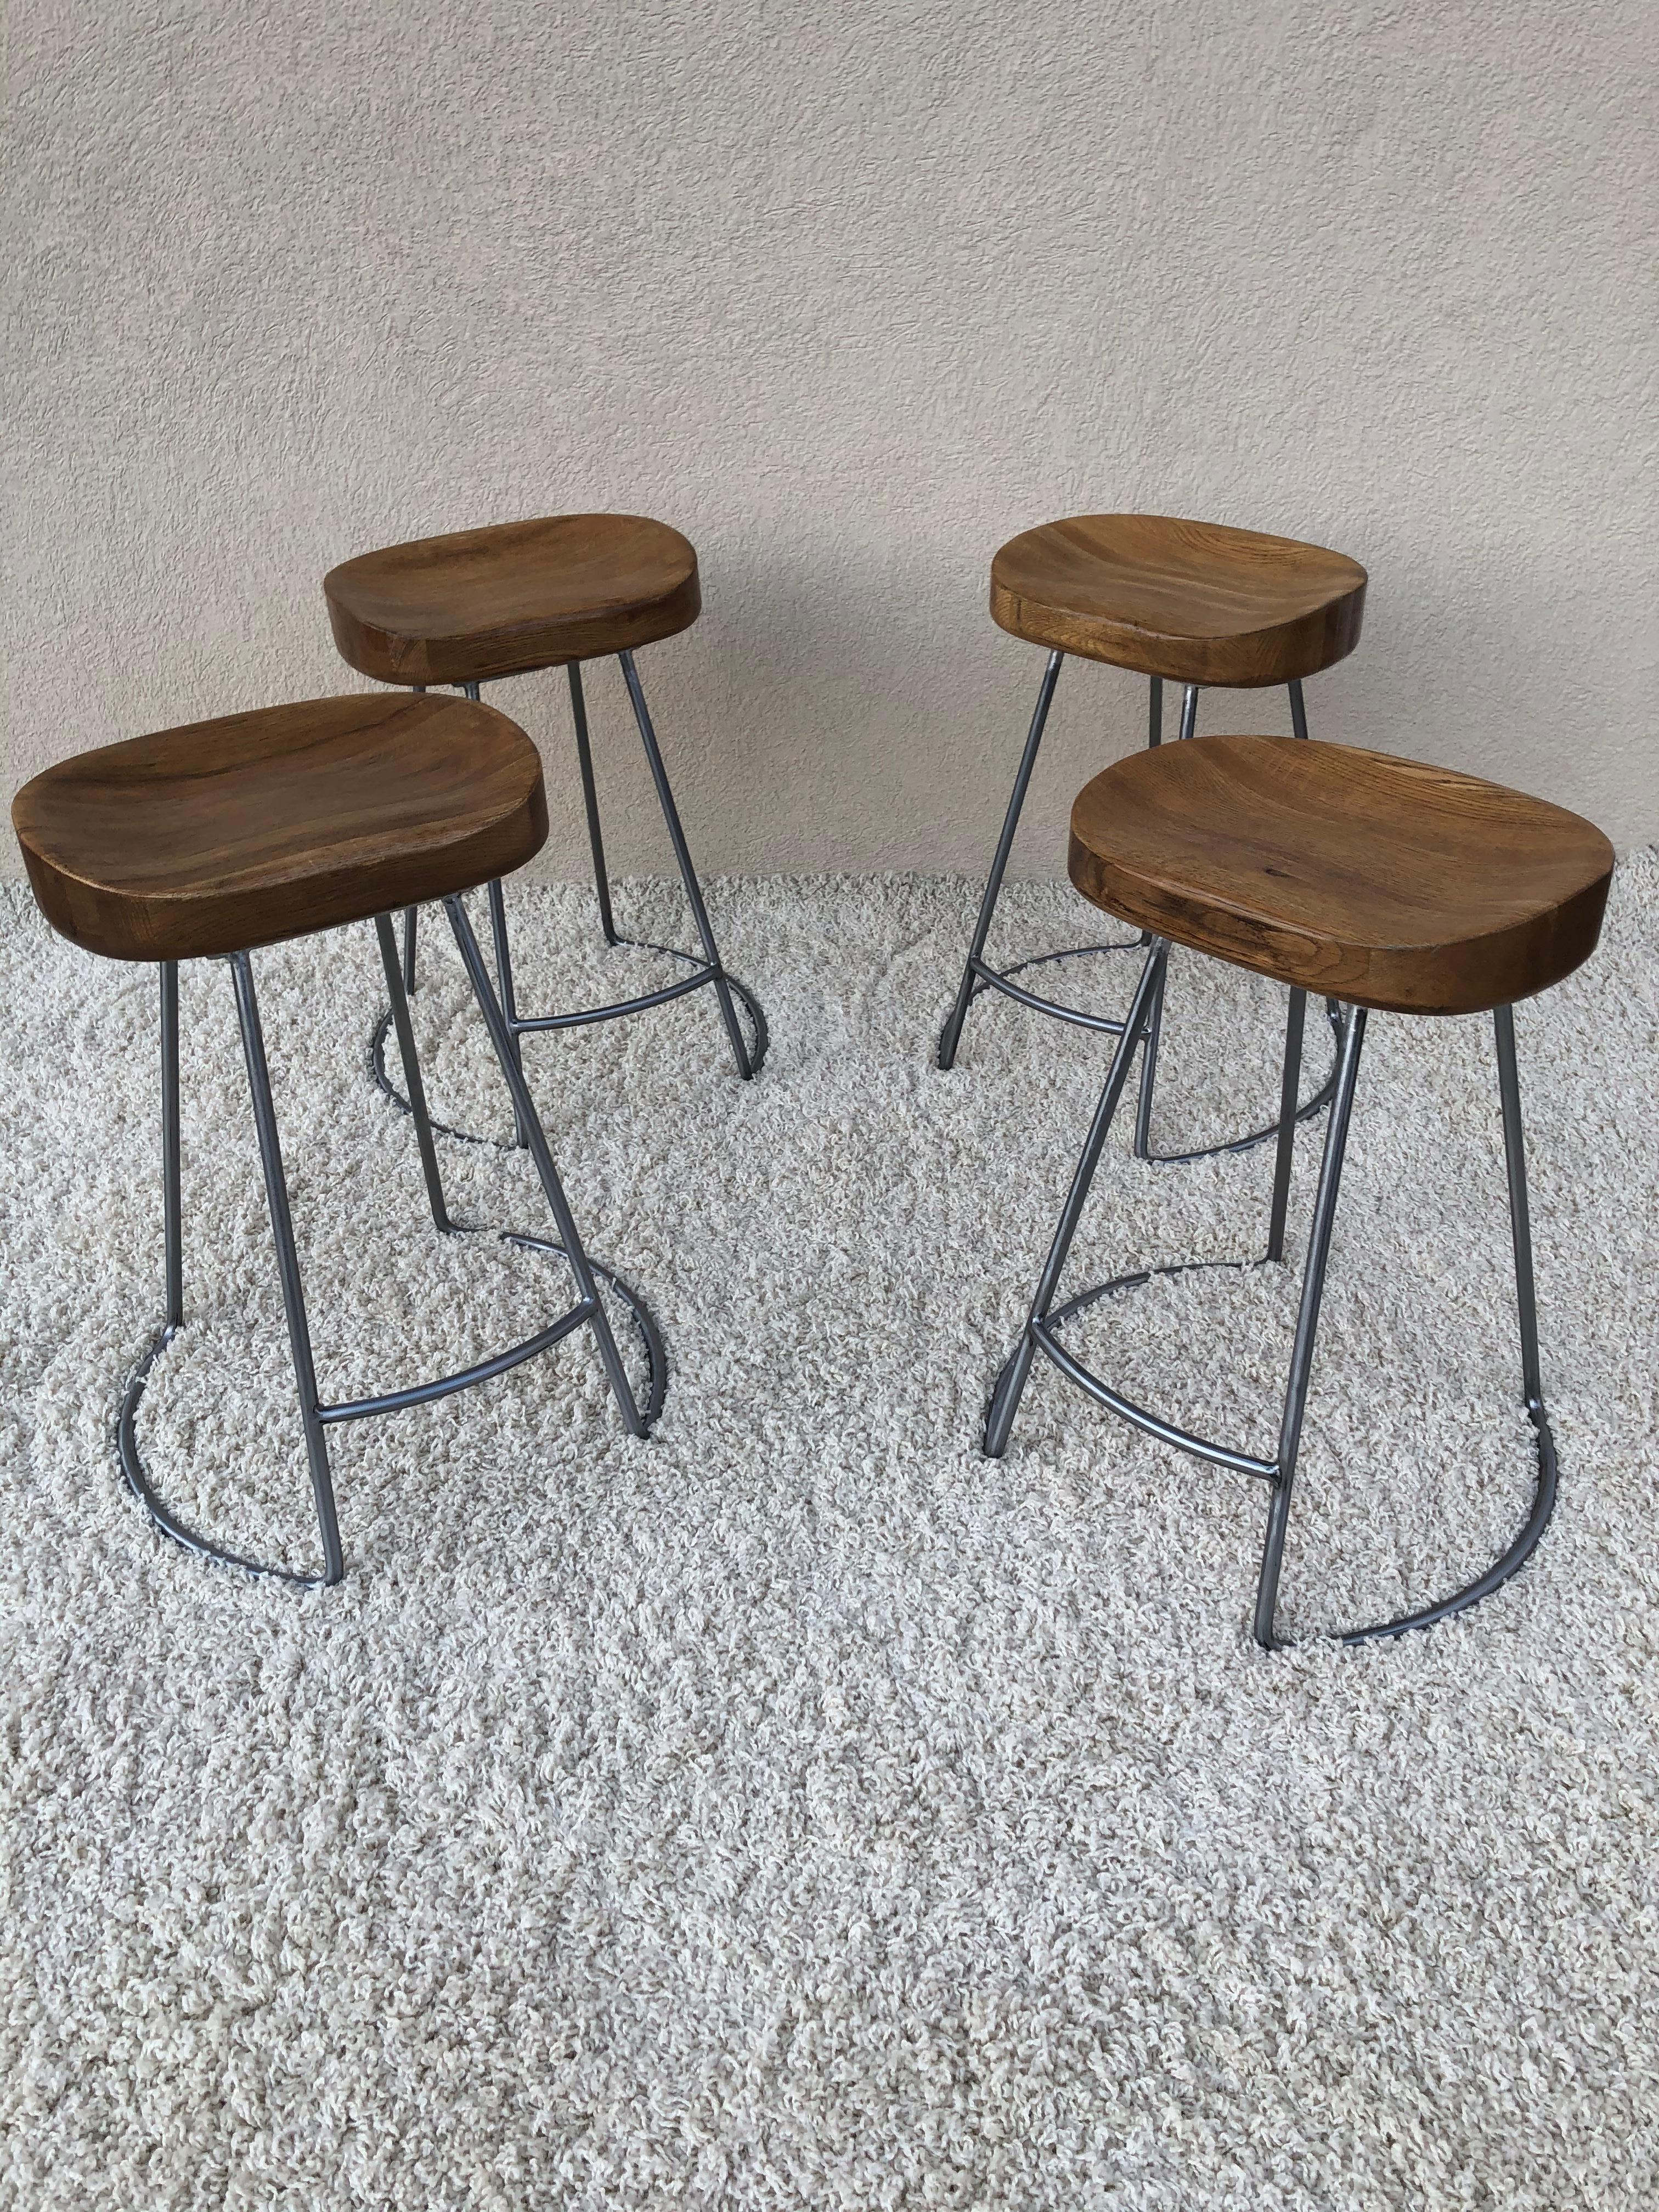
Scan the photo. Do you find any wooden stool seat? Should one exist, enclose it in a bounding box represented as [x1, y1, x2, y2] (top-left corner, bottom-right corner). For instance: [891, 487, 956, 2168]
[323, 514, 701, 687]
[12, 692, 546, 962]
[1068, 735, 1613, 1015]
[991, 514, 1368, 686]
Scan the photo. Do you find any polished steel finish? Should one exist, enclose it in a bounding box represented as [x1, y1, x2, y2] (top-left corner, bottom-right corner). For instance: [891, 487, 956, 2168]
[982, 983, 1564, 1650]
[117, 912, 663, 1584]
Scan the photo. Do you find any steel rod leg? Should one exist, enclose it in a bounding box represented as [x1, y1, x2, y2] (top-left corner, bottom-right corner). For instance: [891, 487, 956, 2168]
[400, 690, 427, 996]
[1266, 989, 1308, 1263]
[618, 650, 753, 1080]
[442, 895, 647, 1437]
[374, 914, 456, 1233]
[1131, 963, 1167, 1160]
[1137, 678, 1163, 943]
[569, 662, 619, 946]
[1494, 1005, 1544, 1410]
[1128, 686, 1198, 1155]
[938, 650, 1066, 1070]
[486, 878, 530, 1149]
[161, 961, 183, 1331]
[985, 943, 1169, 1458]
[1252, 1005, 1368, 1648]
[1286, 681, 1341, 1039]
[229, 952, 345, 1586]
[1289, 679, 1309, 743]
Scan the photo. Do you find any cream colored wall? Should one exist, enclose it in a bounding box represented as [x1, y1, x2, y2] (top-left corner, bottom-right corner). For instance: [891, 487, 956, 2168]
[4, 1, 1654, 884]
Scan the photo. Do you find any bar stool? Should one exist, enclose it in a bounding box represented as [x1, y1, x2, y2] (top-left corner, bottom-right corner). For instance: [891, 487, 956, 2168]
[12, 690, 663, 1586]
[981, 732, 1612, 1647]
[939, 514, 1369, 1163]
[324, 514, 766, 1145]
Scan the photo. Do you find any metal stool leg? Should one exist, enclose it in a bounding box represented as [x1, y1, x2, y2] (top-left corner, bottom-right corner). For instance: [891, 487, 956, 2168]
[161, 961, 183, 1333]
[1131, 685, 1198, 1159]
[569, 662, 620, 946]
[938, 650, 1065, 1070]
[374, 915, 455, 1233]
[230, 951, 347, 1586]
[1252, 1005, 1367, 1647]
[984, 941, 1169, 1457]
[443, 894, 647, 1437]
[400, 689, 427, 996]
[456, 677, 531, 1149]
[618, 649, 753, 1080]
[1289, 678, 1309, 743]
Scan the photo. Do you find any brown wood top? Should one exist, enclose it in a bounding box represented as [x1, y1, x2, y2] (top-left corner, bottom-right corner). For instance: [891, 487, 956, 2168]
[323, 513, 701, 686]
[991, 515, 1367, 687]
[13, 693, 548, 962]
[1068, 735, 1612, 1015]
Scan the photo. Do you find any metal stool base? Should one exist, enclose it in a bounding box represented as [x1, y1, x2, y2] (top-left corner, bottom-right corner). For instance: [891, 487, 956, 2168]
[117, 1234, 665, 1587]
[983, 943, 1558, 1649]
[121, 902, 657, 1587]
[960, 939, 1344, 1163]
[369, 927, 768, 1152]
[938, 664, 1336, 1164]
[988, 1254, 1558, 1647]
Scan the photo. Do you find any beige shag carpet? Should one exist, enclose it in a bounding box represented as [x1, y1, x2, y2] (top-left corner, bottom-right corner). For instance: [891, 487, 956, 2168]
[2, 859, 1656, 2209]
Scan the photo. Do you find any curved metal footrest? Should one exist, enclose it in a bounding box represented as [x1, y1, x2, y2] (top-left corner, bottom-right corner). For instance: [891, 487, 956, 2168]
[116, 1234, 665, 1584]
[960, 944, 1342, 1163]
[987, 1253, 1559, 1646]
[370, 933, 769, 1149]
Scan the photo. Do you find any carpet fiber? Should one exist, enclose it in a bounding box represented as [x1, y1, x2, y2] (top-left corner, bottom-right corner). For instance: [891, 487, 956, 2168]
[3, 861, 1657, 2209]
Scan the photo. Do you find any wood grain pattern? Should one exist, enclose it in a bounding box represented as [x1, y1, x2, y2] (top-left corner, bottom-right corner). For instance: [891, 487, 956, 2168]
[13, 692, 548, 962]
[991, 514, 1367, 686]
[324, 514, 701, 686]
[1068, 735, 1612, 1015]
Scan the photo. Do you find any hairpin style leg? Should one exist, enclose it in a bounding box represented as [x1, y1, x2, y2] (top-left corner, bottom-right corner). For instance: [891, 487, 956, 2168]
[938, 650, 1067, 1071]
[984, 941, 1170, 1457]
[442, 894, 647, 1437]
[616, 650, 753, 1081]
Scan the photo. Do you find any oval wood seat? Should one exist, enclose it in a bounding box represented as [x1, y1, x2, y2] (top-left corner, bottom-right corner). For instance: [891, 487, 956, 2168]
[1068, 735, 1613, 1015]
[323, 514, 701, 687]
[12, 693, 547, 963]
[991, 515, 1368, 687]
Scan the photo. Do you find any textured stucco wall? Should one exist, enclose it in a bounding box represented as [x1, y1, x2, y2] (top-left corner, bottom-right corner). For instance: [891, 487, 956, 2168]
[4, 1, 1654, 883]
